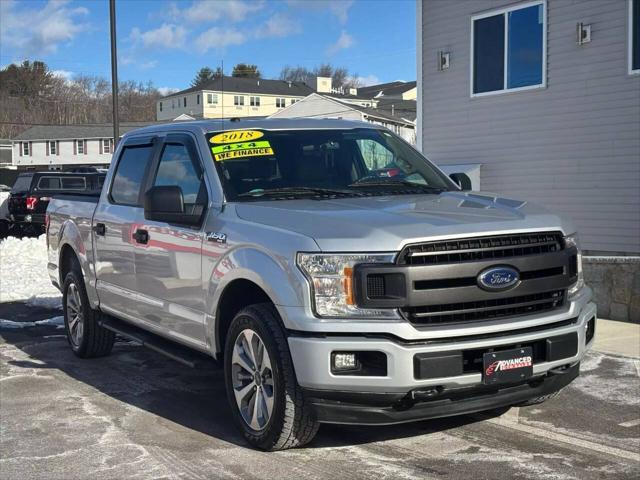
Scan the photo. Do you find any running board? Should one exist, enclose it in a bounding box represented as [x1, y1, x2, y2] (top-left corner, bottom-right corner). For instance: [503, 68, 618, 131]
[98, 315, 214, 368]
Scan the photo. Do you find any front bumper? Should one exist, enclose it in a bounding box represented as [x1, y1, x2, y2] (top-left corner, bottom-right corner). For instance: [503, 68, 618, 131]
[305, 362, 579, 425]
[287, 293, 596, 424]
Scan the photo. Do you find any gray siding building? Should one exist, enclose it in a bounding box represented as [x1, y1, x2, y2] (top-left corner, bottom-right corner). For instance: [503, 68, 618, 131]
[418, 0, 640, 255]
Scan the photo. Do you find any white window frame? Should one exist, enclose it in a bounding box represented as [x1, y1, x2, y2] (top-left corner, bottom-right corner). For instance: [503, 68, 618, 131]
[22, 142, 30, 156]
[276, 97, 286, 108]
[49, 141, 57, 155]
[250, 96, 261, 107]
[234, 95, 244, 106]
[470, 0, 547, 98]
[77, 139, 84, 154]
[103, 139, 112, 154]
[630, 0, 640, 75]
[207, 93, 218, 105]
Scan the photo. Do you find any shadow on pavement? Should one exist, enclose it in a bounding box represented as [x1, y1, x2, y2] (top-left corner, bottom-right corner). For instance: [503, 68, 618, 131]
[0, 311, 499, 451]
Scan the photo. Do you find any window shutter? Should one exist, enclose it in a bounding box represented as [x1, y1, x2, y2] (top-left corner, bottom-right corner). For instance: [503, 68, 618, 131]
[84, 140, 87, 155]
[99, 139, 103, 155]
[56, 141, 60, 156]
[46, 142, 50, 156]
[29, 142, 32, 156]
[73, 140, 77, 155]
[19, 142, 22, 157]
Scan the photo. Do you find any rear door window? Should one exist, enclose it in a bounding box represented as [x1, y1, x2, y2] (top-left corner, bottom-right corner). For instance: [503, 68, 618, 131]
[110, 145, 154, 205]
[36, 177, 62, 190]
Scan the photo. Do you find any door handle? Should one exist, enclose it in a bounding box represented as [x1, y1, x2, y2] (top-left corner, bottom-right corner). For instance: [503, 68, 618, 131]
[93, 223, 106, 236]
[133, 229, 149, 244]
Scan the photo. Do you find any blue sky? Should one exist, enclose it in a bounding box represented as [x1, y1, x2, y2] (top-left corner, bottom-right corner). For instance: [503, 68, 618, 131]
[0, 0, 417, 93]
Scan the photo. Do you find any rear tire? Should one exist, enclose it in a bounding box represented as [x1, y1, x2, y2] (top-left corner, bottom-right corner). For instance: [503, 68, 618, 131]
[63, 268, 115, 358]
[224, 303, 319, 451]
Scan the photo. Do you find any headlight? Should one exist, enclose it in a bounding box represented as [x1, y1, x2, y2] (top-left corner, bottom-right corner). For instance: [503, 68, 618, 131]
[565, 234, 584, 297]
[297, 252, 401, 318]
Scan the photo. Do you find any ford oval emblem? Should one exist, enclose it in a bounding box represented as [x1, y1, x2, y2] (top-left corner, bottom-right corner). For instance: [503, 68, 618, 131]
[478, 266, 520, 291]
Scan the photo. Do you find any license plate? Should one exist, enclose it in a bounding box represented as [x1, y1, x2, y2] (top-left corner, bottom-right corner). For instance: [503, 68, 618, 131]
[483, 347, 533, 385]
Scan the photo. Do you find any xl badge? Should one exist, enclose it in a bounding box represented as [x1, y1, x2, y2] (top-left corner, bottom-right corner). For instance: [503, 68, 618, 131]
[477, 266, 519, 291]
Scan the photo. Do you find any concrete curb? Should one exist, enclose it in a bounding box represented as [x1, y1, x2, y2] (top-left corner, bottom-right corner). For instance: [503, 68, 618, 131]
[592, 318, 640, 359]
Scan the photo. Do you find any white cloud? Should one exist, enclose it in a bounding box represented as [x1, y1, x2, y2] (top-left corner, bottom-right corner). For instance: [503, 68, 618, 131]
[130, 24, 187, 49]
[255, 14, 301, 39]
[195, 27, 247, 52]
[353, 74, 380, 87]
[0, 0, 90, 57]
[326, 30, 354, 56]
[286, 0, 353, 25]
[172, 0, 263, 23]
[158, 87, 179, 96]
[52, 69, 74, 81]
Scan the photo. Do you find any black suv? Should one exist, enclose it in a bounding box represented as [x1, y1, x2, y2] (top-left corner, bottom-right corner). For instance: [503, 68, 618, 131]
[6, 172, 104, 236]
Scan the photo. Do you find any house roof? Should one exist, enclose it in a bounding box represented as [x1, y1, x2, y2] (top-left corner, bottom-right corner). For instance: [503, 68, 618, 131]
[357, 81, 417, 98]
[12, 122, 156, 141]
[375, 99, 417, 122]
[318, 95, 414, 126]
[162, 76, 314, 98]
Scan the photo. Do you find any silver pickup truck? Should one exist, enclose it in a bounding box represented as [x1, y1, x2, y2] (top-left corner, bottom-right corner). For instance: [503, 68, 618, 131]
[47, 118, 596, 450]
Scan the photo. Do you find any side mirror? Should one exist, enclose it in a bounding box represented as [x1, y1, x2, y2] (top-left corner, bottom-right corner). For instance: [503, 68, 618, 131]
[144, 185, 200, 225]
[449, 172, 472, 191]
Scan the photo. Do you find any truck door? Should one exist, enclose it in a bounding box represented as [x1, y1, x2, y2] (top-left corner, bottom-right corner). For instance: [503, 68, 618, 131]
[132, 133, 209, 347]
[93, 136, 158, 319]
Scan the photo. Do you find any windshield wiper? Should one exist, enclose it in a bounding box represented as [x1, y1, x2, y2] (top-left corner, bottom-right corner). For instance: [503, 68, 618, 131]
[348, 179, 448, 193]
[237, 187, 363, 198]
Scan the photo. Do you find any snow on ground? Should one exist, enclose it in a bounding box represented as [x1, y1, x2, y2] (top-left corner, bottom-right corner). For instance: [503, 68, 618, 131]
[0, 316, 64, 329]
[0, 235, 62, 308]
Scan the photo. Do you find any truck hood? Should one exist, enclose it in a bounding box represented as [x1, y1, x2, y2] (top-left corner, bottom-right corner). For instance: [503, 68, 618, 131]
[234, 192, 574, 252]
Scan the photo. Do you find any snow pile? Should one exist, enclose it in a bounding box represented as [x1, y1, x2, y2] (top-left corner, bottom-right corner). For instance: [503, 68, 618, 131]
[0, 235, 61, 308]
[0, 316, 64, 329]
[0, 191, 9, 219]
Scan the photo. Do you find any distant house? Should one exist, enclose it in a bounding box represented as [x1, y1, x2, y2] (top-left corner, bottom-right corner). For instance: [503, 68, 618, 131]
[11, 123, 152, 170]
[357, 81, 417, 100]
[0, 139, 12, 167]
[156, 76, 315, 121]
[269, 93, 416, 144]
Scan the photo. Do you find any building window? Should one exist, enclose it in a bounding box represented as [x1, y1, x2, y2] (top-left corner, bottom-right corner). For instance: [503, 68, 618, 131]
[276, 98, 286, 108]
[631, 0, 640, 73]
[291, 99, 297, 104]
[471, 1, 546, 96]
[250, 96, 261, 107]
[49, 141, 57, 155]
[159, 102, 163, 112]
[183, 97, 187, 107]
[234, 95, 245, 106]
[77, 140, 84, 155]
[197, 94, 200, 104]
[172, 99, 175, 109]
[207, 93, 218, 104]
[103, 139, 113, 154]
[22, 142, 30, 156]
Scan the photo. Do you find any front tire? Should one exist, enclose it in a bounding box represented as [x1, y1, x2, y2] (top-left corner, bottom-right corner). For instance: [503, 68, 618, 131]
[224, 304, 319, 451]
[63, 269, 115, 358]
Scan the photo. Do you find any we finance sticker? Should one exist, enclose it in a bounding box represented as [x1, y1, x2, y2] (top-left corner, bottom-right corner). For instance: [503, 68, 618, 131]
[212, 141, 274, 162]
[209, 130, 264, 144]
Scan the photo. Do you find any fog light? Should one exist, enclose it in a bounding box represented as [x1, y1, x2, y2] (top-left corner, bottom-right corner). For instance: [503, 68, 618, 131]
[332, 352, 358, 372]
[25, 214, 32, 222]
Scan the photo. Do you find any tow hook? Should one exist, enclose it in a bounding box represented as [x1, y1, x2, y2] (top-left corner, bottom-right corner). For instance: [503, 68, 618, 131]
[411, 386, 444, 401]
[548, 362, 578, 375]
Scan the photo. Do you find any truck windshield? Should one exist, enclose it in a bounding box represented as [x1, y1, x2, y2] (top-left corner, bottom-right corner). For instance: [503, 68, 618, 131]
[206, 128, 454, 201]
[11, 175, 33, 193]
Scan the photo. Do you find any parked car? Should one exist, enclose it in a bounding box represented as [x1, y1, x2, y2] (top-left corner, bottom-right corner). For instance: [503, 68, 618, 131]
[8, 171, 104, 236]
[46, 119, 596, 451]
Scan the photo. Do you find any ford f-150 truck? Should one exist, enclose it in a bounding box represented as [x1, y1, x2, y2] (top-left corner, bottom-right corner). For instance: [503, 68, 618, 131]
[47, 119, 596, 451]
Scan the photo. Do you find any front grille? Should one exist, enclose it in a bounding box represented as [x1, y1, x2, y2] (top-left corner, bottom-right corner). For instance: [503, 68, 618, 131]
[400, 232, 564, 266]
[402, 290, 565, 325]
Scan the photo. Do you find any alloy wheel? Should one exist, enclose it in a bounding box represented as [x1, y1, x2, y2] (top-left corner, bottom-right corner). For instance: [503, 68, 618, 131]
[231, 329, 275, 431]
[66, 283, 84, 347]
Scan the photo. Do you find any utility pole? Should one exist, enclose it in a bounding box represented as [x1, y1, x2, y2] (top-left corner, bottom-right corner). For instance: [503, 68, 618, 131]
[109, 0, 120, 147]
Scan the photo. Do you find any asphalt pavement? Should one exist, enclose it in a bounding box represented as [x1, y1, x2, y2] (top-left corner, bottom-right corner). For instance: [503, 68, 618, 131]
[1, 305, 638, 480]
